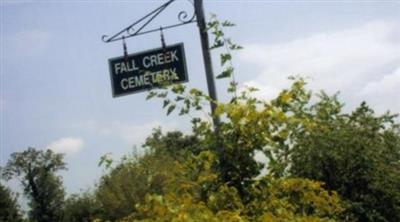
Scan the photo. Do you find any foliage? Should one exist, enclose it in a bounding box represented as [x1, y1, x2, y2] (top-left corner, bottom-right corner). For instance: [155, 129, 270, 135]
[245, 177, 344, 222]
[133, 15, 349, 222]
[290, 99, 400, 222]
[95, 130, 198, 221]
[93, 118, 346, 222]
[2, 147, 66, 222]
[93, 125, 345, 221]
[207, 13, 241, 95]
[119, 193, 244, 222]
[141, 14, 399, 221]
[143, 128, 203, 160]
[0, 182, 23, 222]
[145, 15, 243, 118]
[111, 151, 344, 222]
[4, 14, 399, 222]
[63, 191, 102, 222]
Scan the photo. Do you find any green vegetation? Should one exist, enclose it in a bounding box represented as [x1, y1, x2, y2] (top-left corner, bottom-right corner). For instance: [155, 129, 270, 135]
[290, 100, 400, 221]
[1, 16, 399, 222]
[2, 148, 66, 222]
[0, 182, 23, 222]
[63, 192, 102, 222]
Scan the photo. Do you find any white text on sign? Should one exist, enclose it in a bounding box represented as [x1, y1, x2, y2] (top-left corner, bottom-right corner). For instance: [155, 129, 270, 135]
[113, 50, 179, 75]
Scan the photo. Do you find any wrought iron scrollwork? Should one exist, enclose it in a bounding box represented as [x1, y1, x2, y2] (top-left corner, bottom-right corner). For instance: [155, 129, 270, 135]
[102, 0, 196, 43]
[127, 27, 136, 36]
[178, 0, 195, 23]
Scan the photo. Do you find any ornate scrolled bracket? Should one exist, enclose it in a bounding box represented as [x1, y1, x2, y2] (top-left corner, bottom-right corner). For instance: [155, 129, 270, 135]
[102, 0, 196, 43]
[178, 0, 195, 23]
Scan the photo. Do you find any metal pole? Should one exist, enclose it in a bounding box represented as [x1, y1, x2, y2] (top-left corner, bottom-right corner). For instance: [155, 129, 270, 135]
[194, 0, 220, 130]
[194, 0, 227, 181]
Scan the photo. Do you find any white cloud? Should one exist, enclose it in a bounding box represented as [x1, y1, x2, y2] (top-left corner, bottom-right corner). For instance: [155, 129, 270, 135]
[76, 120, 182, 145]
[239, 20, 400, 113]
[47, 137, 84, 154]
[107, 121, 178, 145]
[358, 67, 400, 112]
[359, 67, 400, 96]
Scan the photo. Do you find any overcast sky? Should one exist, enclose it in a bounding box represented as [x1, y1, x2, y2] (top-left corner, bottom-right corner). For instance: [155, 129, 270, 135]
[1, 0, 399, 199]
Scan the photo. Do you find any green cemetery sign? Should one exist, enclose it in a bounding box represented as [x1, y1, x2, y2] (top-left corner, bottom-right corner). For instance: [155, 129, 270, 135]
[108, 43, 188, 97]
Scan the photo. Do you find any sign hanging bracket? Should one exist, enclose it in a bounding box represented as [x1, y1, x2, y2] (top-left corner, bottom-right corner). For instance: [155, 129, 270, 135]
[102, 0, 196, 43]
[122, 36, 128, 63]
[160, 27, 167, 51]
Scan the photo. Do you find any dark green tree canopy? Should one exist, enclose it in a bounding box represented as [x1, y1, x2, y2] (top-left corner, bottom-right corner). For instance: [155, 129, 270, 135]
[2, 148, 66, 222]
[63, 191, 102, 222]
[0, 182, 23, 222]
[290, 99, 400, 222]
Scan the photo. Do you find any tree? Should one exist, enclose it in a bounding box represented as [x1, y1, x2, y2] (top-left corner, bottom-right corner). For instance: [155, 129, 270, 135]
[129, 16, 348, 221]
[0, 182, 23, 222]
[2, 147, 66, 222]
[93, 77, 348, 221]
[95, 129, 201, 220]
[96, 153, 174, 220]
[290, 99, 400, 222]
[143, 128, 203, 159]
[91, 76, 351, 222]
[96, 14, 400, 221]
[63, 191, 102, 222]
[115, 151, 344, 222]
[96, 15, 397, 222]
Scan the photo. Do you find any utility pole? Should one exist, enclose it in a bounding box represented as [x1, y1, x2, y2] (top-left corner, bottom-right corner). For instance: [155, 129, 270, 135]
[194, 0, 220, 130]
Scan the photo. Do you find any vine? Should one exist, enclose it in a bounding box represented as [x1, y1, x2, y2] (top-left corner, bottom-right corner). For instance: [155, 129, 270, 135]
[146, 14, 242, 117]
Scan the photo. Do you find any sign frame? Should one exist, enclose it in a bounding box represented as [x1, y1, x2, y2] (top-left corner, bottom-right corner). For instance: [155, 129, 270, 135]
[108, 42, 189, 98]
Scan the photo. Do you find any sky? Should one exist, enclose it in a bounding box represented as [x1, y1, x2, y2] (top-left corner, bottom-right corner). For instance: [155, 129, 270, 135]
[1, 0, 399, 203]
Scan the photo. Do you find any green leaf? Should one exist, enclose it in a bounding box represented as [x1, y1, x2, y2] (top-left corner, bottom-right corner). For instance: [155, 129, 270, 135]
[216, 67, 234, 79]
[210, 40, 224, 50]
[229, 44, 243, 50]
[175, 96, 185, 101]
[98, 153, 113, 168]
[220, 53, 232, 66]
[222, 20, 235, 27]
[166, 104, 176, 115]
[171, 84, 185, 94]
[146, 91, 157, 100]
[189, 88, 202, 96]
[228, 81, 238, 93]
[157, 92, 168, 98]
[163, 99, 170, 108]
[206, 21, 218, 30]
[212, 30, 224, 38]
[248, 87, 259, 92]
[179, 108, 188, 115]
